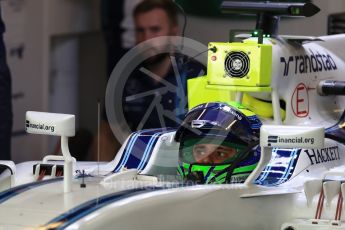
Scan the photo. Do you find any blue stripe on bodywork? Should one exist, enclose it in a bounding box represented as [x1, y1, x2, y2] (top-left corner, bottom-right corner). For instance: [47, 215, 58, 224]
[273, 149, 299, 185]
[117, 135, 151, 172]
[114, 128, 173, 173]
[137, 133, 160, 170]
[256, 148, 278, 182]
[113, 132, 139, 172]
[255, 148, 301, 186]
[114, 129, 156, 172]
[138, 133, 163, 171]
[45, 188, 160, 229]
[118, 133, 142, 168]
[0, 177, 62, 204]
[44, 185, 180, 229]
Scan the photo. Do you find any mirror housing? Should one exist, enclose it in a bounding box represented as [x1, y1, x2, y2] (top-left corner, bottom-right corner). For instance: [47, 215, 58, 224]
[245, 125, 324, 186]
[26, 111, 75, 137]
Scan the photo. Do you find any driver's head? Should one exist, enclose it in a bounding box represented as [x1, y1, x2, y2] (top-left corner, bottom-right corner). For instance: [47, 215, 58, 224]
[175, 102, 262, 184]
[181, 137, 246, 165]
[192, 144, 237, 164]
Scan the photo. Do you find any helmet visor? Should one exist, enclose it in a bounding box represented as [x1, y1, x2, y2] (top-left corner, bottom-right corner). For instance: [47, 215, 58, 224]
[184, 104, 248, 130]
[175, 103, 258, 143]
[180, 137, 246, 165]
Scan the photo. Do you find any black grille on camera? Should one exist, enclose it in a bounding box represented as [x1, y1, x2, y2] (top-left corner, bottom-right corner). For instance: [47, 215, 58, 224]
[224, 51, 250, 78]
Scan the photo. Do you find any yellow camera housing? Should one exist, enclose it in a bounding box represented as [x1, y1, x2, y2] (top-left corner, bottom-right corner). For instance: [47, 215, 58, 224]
[187, 39, 273, 109]
[207, 40, 272, 88]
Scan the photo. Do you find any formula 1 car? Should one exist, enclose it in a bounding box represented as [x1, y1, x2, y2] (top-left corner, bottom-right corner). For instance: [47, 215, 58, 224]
[1, 1, 345, 229]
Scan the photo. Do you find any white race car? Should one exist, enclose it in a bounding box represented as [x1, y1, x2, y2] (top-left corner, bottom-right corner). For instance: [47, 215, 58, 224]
[0, 1, 345, 229]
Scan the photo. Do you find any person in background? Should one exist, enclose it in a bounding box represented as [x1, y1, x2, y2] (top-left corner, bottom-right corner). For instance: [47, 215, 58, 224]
[123, 0, 205, 131]
[90, 0, 204, 161]
[0, 5, 12, 161]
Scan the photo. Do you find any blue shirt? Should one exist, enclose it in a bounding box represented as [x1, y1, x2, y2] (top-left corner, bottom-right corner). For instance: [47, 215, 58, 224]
[123, 53, 205, 131]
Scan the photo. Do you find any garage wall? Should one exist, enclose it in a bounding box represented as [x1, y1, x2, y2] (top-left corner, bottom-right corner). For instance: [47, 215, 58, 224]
[3, 0, 102, 162]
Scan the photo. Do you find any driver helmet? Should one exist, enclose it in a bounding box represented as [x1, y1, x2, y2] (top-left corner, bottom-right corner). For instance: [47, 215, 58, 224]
[175, 102, 262, 184]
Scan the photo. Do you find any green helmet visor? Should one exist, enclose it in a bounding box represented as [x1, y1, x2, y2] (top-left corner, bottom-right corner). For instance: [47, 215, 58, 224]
[180, 137, 247, 166]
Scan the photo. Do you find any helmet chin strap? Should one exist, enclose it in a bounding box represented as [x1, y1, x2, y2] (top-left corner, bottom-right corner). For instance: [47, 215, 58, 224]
[224, 147, 253, 183]
[208, 141, 259, 184]
[185, 163, 206, 184]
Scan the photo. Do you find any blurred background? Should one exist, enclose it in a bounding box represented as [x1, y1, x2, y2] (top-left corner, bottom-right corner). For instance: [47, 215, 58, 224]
[2, 0, 345, 162]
